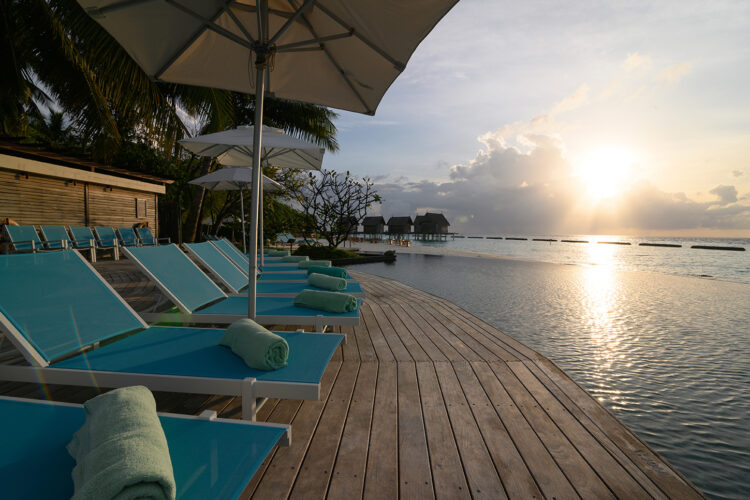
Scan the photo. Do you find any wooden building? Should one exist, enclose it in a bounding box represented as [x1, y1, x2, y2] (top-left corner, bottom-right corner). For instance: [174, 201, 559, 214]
[386, 216, 413, 234]
[0, 142, 171, 234]
[414, 212, 450, 234]
[337, 215, 359, 234]
[362, 215, 386, 235]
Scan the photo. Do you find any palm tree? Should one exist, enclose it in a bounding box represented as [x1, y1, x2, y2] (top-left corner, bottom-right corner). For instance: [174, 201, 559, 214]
[1, 0, 338, 158]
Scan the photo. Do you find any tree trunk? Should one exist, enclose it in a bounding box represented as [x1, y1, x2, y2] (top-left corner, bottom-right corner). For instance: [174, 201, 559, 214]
[183, 156, 213, 242]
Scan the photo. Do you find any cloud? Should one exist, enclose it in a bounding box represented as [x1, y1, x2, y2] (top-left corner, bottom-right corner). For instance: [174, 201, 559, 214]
[551, 84, 590, 114]
[374, 131, 750, 235]
[733, 170, 744, 177]
[710, 185, 738, 205]
[623, 52, 652, 72]
[655, 62, 693, 83]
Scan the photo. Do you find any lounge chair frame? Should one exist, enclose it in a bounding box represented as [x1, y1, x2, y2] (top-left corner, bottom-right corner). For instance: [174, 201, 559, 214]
[0, 250, 342, 419]
[123, 246, 360, 331]
[183, 242, 364, 298]
[1, 395, 291, 446]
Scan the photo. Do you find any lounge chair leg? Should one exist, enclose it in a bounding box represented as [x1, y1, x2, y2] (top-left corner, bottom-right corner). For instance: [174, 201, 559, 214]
[242, 377, 257, 421]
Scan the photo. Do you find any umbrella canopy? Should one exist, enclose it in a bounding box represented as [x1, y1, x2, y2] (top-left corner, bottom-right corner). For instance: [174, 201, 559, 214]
[80, 0, 459, 318]
[190, 167, 283, 253]
[189, 167, 283, 192]
[77, 1, 458, 115]
[181, 125, 324, 170]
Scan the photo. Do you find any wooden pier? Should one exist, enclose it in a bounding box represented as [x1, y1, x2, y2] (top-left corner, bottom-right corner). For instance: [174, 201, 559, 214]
[0, 260, 702, 499]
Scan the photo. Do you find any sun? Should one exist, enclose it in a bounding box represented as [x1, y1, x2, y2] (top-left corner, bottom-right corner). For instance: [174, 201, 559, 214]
[575, 147, 636, 200]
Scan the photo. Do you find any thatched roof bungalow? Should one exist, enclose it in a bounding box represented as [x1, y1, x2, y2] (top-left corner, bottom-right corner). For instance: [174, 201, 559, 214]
[414, 212, 450, 234]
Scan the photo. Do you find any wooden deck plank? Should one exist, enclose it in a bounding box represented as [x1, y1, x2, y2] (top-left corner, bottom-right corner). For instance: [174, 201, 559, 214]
[398, 362, 436, 499]
[352, 320, 379, 362]
[370, 302, 418, 362]
[471, 362, 580, 500]
[507, 361, 651, 499]
[379, 303, 432, 362]
[451, 362, 543, 499]
[387, 302, 448, 362]
[289, 362, 359, 498]
[391, 301, 467, 362]
[415, 362, 471, 500]
[421, 300, 522, 363]
[339, 325, 360, 362]
[363, 362, 399, 499]
[360, 303, 397, 362]
[413, 301, 500, 362]
[433, 362, 508, 499]
[250, 361, 343, 499]
[530, 357, 701, 499]
[491, 361, 615, 499]
[327, 362, 378, 500]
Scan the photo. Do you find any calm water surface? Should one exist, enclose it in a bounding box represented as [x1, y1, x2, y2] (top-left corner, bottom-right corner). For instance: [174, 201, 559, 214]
[355, 253, 750, 500]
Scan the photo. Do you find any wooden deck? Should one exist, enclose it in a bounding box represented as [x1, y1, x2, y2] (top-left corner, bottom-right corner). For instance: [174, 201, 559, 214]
[0, 261, 703, 499]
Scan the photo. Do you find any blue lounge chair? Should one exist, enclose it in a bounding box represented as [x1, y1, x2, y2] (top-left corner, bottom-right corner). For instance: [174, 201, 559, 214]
[38, 225, 73, 249]
[211, 238, 341, 276]
[2, 225, 44, 252]
[1, 396, 289, 499]
[0, 250, 345, 419]
[68, 226, 97, 250]
[122, 245, 361, 330]
[136, 226, 171, 246]
[93, 226, 121, 260]
[117, 226, 140, 247]
[183, 242, 364, 297]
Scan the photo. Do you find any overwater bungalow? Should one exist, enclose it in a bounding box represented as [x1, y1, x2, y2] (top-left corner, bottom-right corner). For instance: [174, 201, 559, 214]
[386, 215, 413, 235]
[362, 215, 386, 236]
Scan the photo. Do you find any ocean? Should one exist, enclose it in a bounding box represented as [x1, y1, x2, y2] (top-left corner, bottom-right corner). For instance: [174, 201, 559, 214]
[352, 239, 750, 500]
[388, 235, 750, 284]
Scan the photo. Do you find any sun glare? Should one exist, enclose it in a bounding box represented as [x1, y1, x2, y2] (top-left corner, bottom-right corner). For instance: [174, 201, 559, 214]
[575, 147, 636, 200]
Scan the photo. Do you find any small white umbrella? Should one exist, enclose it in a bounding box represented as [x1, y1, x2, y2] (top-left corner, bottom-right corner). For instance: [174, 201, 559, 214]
[182, 125, 324, 171]
[181, 124, 324, 268]
[190, 167, 282, 252]
[80, 0, 459, 318]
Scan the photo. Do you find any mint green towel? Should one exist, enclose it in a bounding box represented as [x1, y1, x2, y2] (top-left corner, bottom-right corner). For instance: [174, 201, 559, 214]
[67, 386, 175, 500]
[306, 266, 348, 278]
[294, 289, 357, 313]
[281, 255, 309, 263]
[308, 272, 347, 291]
[220, 318, 289, 370]
[297, 259, 331, 269]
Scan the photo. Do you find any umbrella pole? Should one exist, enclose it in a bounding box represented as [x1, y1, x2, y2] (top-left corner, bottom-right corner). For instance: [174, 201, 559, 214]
[259, 181, 264, 267]
[240, 189, 247, 253]
[247, 61, 266, 319]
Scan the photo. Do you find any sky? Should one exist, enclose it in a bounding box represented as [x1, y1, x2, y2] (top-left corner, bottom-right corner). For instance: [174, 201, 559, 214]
[323, 0, 750, 237]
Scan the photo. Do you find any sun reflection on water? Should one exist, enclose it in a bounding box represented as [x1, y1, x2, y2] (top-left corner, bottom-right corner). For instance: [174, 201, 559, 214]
[581, 242, 625, 401]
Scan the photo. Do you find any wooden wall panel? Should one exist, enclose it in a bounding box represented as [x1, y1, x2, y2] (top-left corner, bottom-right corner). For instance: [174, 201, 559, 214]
[87, 185, 157, 229]
[0, 168, 159, 235]
[0, 169, 85, 226]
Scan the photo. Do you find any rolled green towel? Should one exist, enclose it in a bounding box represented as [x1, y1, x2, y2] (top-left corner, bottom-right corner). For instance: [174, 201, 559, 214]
[308, 272, 347, 291]
[281, 255, 309, 263]
[67, 386, 175, 500]
[306, 266, 348, 278]
[294, 289, 358, 313]
[220, 318, 289, 370]
[297, 259, 331, 269]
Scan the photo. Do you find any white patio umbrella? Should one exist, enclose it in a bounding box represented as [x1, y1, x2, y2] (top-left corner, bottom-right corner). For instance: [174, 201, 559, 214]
[79, 0, 459, 318]
[189, 167, 282, 253]
[180, 124, 324, 266]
